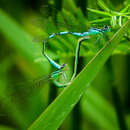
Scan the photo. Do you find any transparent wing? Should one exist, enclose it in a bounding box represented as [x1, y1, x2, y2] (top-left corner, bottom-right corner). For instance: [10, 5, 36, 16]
[6, 69, 68, 98]
[6, 74, 51, 98]
[93, 32, 110, 51]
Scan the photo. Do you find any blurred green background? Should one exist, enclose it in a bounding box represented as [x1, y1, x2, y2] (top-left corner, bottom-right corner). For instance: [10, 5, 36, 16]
[0, 0, 130, 130]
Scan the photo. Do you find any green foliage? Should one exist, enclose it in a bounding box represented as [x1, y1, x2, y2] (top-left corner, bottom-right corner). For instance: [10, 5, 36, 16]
[29, 20, 130, 130]
[0, 0, 130, 130]
[88, 0, 130, 27]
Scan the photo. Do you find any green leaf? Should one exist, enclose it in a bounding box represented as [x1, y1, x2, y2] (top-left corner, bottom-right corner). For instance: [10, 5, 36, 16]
[97, 0, 110, 12]
[29, 20, 130, 130]
[87, 8, 112, 16]
[120, 4, 130, 13]
[89, 18, 110, 23]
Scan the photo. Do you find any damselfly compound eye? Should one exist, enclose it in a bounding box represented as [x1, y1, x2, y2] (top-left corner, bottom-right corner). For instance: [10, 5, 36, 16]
[104, 25, 109, 30]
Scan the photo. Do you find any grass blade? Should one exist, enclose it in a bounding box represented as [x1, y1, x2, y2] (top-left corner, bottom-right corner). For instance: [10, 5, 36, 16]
[87, 8, 111, 16]
[29, 20, 130, 130]
[97, 0, 110, 12]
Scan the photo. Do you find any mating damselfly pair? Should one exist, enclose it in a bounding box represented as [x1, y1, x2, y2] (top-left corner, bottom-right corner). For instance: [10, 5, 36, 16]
[41, 25, 110, 87]
[0, 25, 110, 119]
[0, 15, 111, 119]
[29, 5, 111, 87]
[3, 26, 110, 91]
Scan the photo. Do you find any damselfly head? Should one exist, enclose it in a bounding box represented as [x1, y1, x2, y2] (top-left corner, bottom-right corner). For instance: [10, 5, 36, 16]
[61, 63, 66, 69]
[103, 25, 110, 32]
[60, 63, 69, 72]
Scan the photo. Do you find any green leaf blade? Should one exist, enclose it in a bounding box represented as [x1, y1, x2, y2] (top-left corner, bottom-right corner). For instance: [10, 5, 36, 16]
[29, 20, 130, 130]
